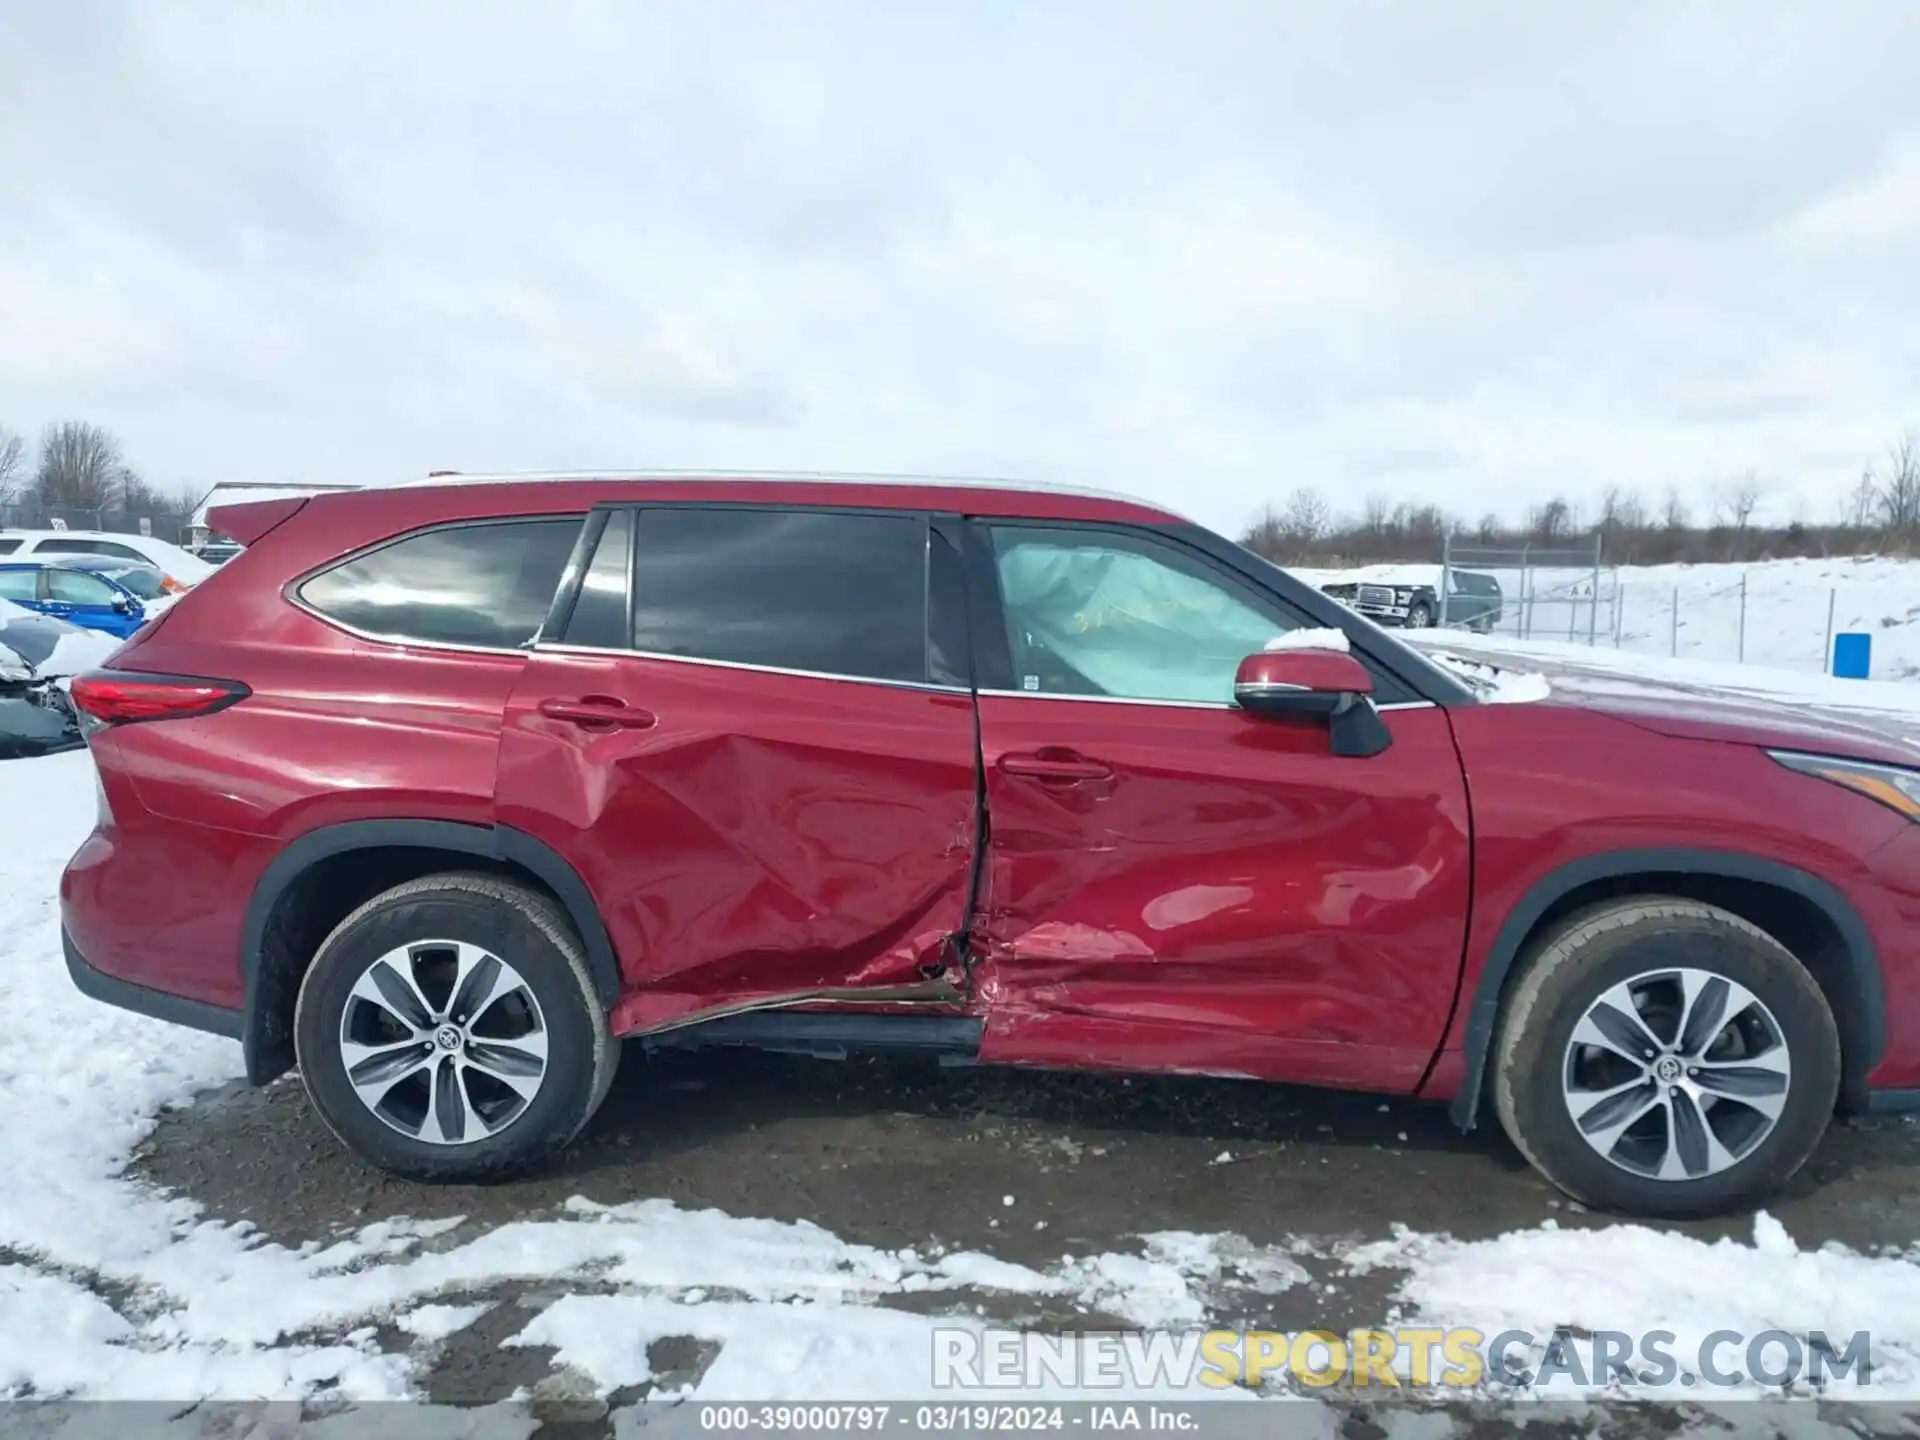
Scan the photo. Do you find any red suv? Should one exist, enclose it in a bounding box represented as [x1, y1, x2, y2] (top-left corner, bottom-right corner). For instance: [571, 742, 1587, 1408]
[57, 473, 1920, 1216]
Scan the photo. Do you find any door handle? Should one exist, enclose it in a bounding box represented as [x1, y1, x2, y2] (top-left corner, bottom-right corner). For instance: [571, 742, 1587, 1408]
[537, 695, 657, 730]
[998, 749, 1113, 783]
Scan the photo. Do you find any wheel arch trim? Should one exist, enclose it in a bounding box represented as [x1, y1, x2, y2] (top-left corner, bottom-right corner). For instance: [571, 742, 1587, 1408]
[240, 818, 621, 1080]
[1445, 847, 1886, 1129]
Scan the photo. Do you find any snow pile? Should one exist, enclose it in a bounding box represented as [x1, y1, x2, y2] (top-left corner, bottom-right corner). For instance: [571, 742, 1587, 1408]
[1266, 627, 1351, 653]
[38, 628, 123, 678]
[1348, 1214, 1920, 1397]
[1419, 647, 1552, 704]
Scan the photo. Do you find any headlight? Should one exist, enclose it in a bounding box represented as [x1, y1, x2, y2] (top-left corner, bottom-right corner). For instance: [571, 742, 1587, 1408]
[1771, 751, 1920, 821]
[1394, 588, 1414, 602]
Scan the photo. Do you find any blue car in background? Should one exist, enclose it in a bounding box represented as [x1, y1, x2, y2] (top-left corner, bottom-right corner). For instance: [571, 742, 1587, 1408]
[0, 556, 156, 638]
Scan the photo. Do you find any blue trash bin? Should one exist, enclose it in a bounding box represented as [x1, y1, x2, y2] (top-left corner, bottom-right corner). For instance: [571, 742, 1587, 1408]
[1833, 632, 1872, 679]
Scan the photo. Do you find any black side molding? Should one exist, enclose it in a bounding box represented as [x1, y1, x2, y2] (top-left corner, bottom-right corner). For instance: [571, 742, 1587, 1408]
[65, 928, 243, 1040]
[1446, 847, 1887, 1130]
[642, 1011, 983, 1064]
[1865, 1088, 1920, 1115]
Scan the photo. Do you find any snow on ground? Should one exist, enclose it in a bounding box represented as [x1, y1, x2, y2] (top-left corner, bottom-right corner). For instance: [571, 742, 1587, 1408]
[1300, 555, 1920, 680]
[5, 746, 1920, 1404]
[1350, 1215, 1920, 1396]
[1406, 628, 1920, 721]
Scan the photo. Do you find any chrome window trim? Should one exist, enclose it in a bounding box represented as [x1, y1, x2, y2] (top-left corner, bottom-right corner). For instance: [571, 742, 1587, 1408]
[977, 688, 1436, 713]
[280, 599, 538, 658]
[533, 640, 972, 696]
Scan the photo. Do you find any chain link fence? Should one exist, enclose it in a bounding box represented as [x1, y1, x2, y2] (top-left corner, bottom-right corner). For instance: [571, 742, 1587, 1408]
[0, 502, 193, 546]
[1316, 540, 1905, 678]
[1438, 538, 1619, 643]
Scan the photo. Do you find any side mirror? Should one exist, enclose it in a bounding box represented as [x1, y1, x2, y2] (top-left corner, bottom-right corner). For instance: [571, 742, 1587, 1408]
[111, 597, 133, 615]
[1233, 650, 1392, 757]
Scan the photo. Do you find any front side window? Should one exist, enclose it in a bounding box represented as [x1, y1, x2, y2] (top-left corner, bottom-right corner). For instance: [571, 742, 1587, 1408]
[299, 517, 581, 649]
[47, 569, 121, 606]
[990, 526, 1292, 703]
[631, 508, 931, 684]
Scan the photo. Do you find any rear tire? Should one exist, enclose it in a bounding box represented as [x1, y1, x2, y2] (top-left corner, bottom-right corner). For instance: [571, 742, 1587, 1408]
[294, 872, 617, 1182]
[1493, 898, 1838, 1218]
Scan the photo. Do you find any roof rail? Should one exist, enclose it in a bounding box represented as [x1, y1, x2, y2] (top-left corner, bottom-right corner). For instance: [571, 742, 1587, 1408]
[393, 467, 1172, 513]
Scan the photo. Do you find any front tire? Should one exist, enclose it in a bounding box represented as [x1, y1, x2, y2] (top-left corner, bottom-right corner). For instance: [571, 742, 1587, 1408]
[1408, 601, 1433, 628]
[1493, 899, 1839, 1218]
[294, 872, 617, 1181]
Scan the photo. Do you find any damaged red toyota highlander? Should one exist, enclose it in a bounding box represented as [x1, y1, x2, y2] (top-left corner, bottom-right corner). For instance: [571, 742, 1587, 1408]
[57, 473, 1920, 1217]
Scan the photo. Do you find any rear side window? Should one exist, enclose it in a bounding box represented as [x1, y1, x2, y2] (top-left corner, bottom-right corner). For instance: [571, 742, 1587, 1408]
[0, 539, 19, 555]
[37, 538, 146, 561]
[0, 570, 36, 601]
[629, 508, 931, 684]
[300, 518, 581, 649]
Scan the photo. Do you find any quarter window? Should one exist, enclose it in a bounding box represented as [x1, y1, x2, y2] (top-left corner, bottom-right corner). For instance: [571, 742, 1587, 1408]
[989, 526, 1292, 703]
[630, 508, 932, 684]
[300, 518, 582, 649]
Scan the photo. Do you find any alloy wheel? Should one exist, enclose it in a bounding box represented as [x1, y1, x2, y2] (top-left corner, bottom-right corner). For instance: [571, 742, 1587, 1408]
[1561, 966, 1791, 1181]
[336, 940, 550, 1145]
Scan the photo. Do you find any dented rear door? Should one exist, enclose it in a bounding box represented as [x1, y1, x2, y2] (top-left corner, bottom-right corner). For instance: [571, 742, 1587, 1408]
[496, 504, 981, 1035]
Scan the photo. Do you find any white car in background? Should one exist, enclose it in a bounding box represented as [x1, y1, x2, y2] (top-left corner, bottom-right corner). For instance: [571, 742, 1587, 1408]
[0, 530, 215, 591]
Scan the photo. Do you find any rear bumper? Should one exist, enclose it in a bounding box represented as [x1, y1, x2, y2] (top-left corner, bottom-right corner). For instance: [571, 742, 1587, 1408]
[63, 926, 241, 1040]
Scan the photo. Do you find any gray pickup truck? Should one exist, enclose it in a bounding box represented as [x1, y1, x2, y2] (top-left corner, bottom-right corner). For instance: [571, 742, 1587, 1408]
[1318, 567, 1503, 631]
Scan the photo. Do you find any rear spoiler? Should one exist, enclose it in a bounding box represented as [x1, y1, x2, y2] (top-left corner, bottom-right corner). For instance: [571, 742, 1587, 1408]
[204, 497, 312, 547]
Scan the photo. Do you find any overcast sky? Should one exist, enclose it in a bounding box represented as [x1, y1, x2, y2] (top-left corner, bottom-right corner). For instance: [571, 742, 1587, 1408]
[3, 2, 1917, 534]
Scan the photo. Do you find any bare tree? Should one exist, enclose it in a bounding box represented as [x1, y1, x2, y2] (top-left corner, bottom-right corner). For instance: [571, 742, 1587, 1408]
[1876, 432, 1920, 535]
[0, 425, 24, 506]
[1596, 485, 1627, 532]
[1359, 493, 1391, 536]
[1528, 496, 1575, 542]
[1474, 512, 1500, 543]
[1660, 487, 1689, 532]
[1841, 469, 1879, 529]
[36, 421, 126, 509]
[1279, 486, 1330, 543]
[1713, 471, 1764, 531]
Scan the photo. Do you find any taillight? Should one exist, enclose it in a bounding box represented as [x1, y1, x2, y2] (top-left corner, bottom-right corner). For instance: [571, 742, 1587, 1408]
[69, 671, 249, 725]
